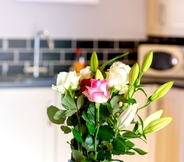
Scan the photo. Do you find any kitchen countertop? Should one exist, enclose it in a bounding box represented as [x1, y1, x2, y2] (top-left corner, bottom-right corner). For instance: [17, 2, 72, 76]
[0, 76, 57, 88]
[0, 75, 183, 89]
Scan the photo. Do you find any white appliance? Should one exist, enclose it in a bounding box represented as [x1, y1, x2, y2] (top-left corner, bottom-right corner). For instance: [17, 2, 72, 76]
[138, 44, 184, 79]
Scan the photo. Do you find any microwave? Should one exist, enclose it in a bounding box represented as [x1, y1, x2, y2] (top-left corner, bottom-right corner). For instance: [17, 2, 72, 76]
[138, 44, 184, 79]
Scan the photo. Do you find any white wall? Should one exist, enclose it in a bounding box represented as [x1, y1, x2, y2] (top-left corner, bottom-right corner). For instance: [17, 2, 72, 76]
[0, 0, 146, 40]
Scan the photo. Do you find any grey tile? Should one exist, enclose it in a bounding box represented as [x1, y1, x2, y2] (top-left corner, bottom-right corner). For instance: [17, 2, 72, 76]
[54, 40, 72, 48]
[19, 52, 34, 61]
[8, 65, 24, 75]
[9, 39, 27, 48]
[76, 40, 93, 48]
[0, 52, 14, 60]
[42, 53, 60, 61]
[65, 52, 76, 60]
[98, 41, 114, 48]
[54, 65, 70, 73]
[119, 41, 135, 48]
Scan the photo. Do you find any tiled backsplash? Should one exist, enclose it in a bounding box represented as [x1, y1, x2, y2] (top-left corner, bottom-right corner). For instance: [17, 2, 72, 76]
[0, 39, 139, 77]
[1, 36, 184, 77]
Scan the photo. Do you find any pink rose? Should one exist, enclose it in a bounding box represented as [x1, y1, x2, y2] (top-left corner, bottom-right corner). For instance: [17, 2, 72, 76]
[82, 79, 110, 103]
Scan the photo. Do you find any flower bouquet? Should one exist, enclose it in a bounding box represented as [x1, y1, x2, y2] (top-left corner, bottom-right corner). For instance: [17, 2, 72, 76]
[47, 51, 173, 162]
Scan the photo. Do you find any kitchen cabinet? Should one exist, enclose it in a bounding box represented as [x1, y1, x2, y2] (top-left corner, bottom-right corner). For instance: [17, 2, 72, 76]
[146, 0, 184, 37]
[0, 87, 59, 162]
[153, 87, 184, 162]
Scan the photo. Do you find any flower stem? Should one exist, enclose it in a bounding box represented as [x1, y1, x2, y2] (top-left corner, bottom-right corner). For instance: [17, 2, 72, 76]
[77, 112, 82, 153]
[94, 103, 100, 160]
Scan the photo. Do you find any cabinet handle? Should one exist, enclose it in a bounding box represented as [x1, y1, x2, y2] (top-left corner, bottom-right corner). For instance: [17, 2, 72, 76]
[159, 3, 166, 26]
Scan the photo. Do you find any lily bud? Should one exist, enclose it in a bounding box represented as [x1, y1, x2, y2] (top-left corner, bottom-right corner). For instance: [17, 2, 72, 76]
[141, 50, 153, 73]
[137, 110, 163, 133]
[150, 81, 174, 101]
[90, 51, 99, 73]
[95, 69, 104, 80]
[129, 63, 139, 85]
[117, 104, 138, 130]
[143, 110, 163, 128]
[144, 117, 172, 134]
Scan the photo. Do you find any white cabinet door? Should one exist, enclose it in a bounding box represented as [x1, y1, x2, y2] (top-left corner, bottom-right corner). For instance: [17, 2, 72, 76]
[54, 91, 73, 162]
[0, 88, 56, 162]
[147, 0, 184, 37]
[153, 87, 184, 162]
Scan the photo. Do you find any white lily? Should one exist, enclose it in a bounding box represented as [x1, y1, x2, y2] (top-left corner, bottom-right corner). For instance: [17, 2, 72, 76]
[117, 103, 138, 130]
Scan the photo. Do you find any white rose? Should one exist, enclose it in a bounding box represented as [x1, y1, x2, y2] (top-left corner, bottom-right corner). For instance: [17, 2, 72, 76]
[52, 71, 81, 94]
[106, 62, 131, 93]
[79, 66, 92, 80]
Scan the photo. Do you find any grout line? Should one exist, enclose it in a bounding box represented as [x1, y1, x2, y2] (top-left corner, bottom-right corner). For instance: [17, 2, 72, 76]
[60, 49, 65, 61]
[72, 40, 76, 49]
[14, 49, 19, 64]
[26, 39, 32, 49]
[2, 39, 9, 50]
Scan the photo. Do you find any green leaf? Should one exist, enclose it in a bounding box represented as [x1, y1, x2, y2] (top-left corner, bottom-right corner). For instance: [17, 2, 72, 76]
[84, 135, 94, 149]
[111, 160, 124, 162]
[110, 96, 127, 108]
[99, 104, 110, 122]
[137, 114, 144, 134]
[87, 103, 96, 124]
[127, 98, 136, 104]
[86, 122, 95, 135]
[97, 151, 111, 161]
[54, 109, 65, 120]
[102, 141, 113, 150]
[136, 86, 147, 97]
[65, 109, 77, 117]
[112, 137, 127, 155]
[67, 115, 78, 127]
[62, 94, 77, 109]
[110, 96, 127, 114]
[72, 149, 86, 162]
[106, 103, 113, 114]
[60, 125, 71, 134]
[100, 52, 129, 71]
[47, 106, 65, 124]
[122, 131, 140, 139]
[77, 94, 85, 110]
[125, 140, 135, 149]
[124, 150, 135, 155]
[72, 129, 83, 143]
[132, 121, 139, 132]
[132, 148, 148, 155]
[75, 124, 88, 135]
[99, 125, 114, 141]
